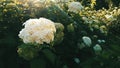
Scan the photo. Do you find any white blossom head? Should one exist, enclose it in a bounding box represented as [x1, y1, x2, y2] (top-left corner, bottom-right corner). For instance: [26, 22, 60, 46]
[54, 0, 70, 3]
[18, 18, 56, 44]
[93, 44, 102, 52]
[68, 2, 84, 13]
[74, 58, 80, 64]
[16, 0, 53, 8]
[82, 36, 92, 47]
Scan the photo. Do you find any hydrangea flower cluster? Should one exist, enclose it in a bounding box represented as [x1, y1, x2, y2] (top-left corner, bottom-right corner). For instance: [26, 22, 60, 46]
[54, 0, 70, 3]
[82, 36, 92, 47]
[18, 18, 56, 44]
[68, 2, 84, 13]
[15, 0, 54, 8]
[93, 44, 102, 54]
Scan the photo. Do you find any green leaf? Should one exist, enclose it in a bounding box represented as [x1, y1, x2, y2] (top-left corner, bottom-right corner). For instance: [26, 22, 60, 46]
[17, 44, 39, 60]
[30, 58, 46, 68]
[63, 65, 68, 68]
[110, 44, 120, 54]
[42, 49, 56, 65]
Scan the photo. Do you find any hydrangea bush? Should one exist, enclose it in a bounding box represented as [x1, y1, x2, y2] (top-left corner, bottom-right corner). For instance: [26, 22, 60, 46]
[0, 0, 120, 68]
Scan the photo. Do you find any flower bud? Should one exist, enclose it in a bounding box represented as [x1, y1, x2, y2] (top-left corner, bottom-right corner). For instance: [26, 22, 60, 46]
[67, 23, 75, 32]
[55, 23, 64, 33]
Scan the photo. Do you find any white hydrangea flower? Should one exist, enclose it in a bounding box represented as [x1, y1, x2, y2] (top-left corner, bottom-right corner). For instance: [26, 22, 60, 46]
[16, 0, 53, 8]
[68, 2, 84, 13]
[54, 0, 70, 3]
[93, 44, 102, 52]
[18, 18, 56, 44]
[74, 58, 80, 64]
[82, 36, 92, 47]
